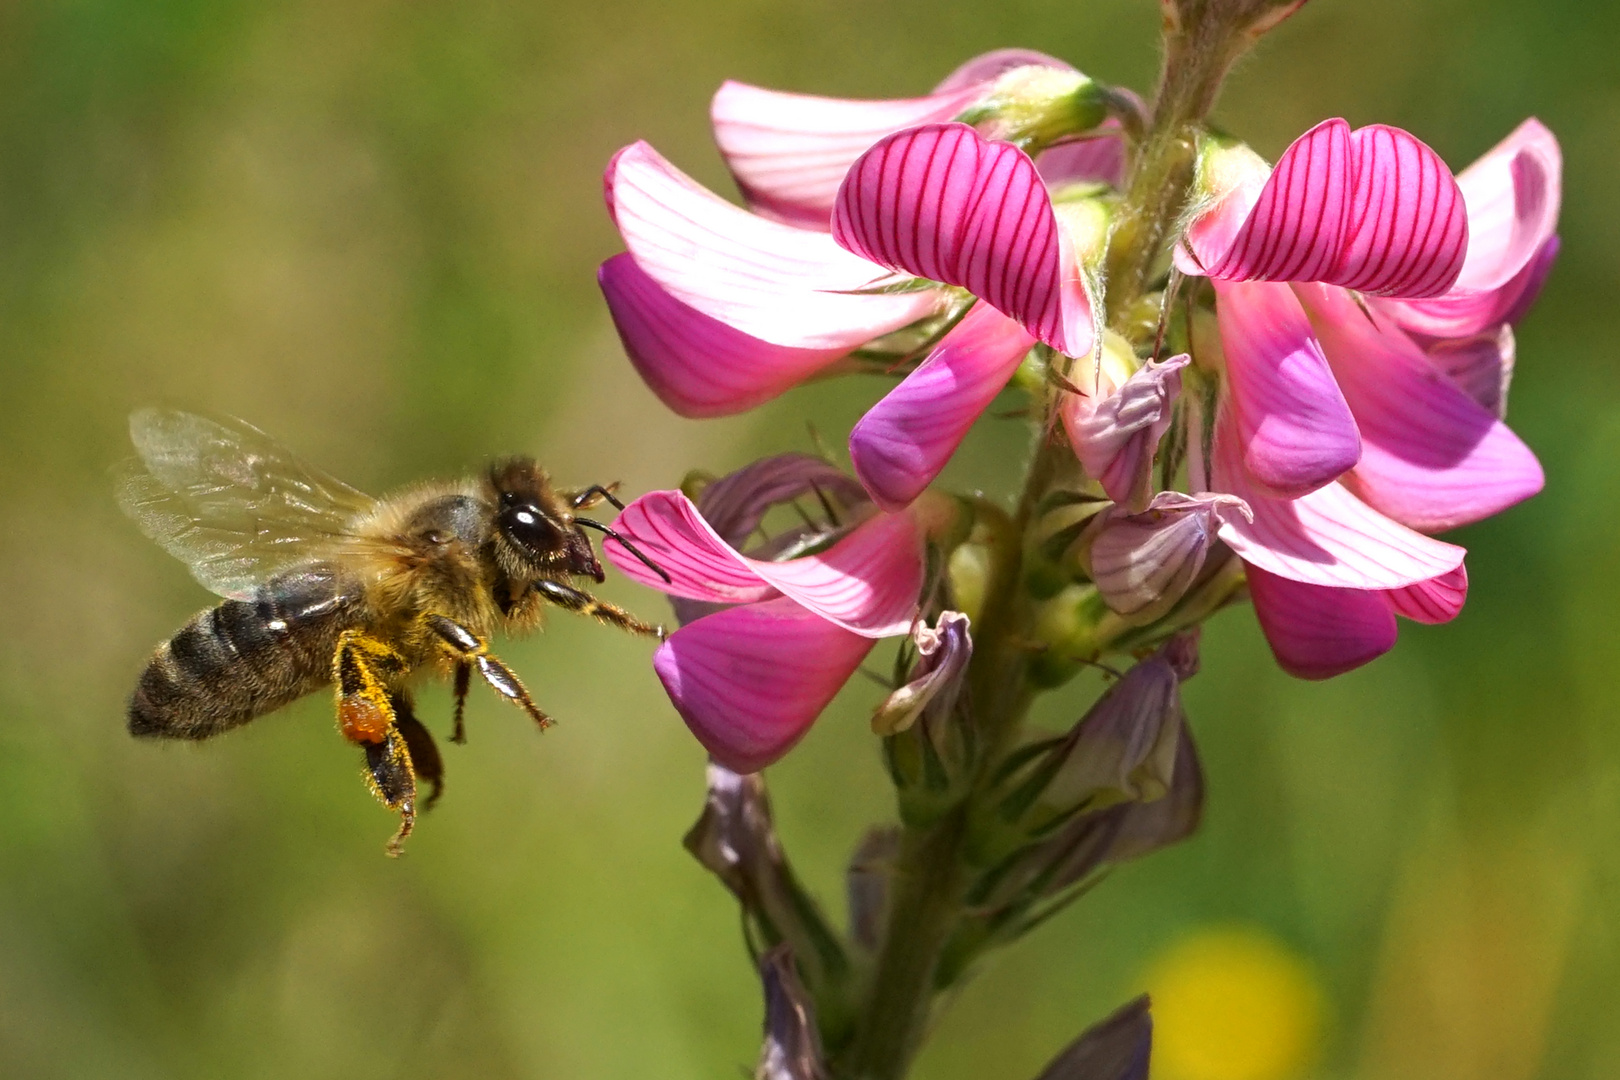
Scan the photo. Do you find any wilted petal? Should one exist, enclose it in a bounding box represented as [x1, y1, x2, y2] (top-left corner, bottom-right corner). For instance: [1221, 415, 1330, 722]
[871, 611, 973, 735]
[610, 491, 923, 635]
[851, 304, 1036, 510]
[1089, 492, 1252, 615]
[1299, 283, 1543, 532]
[1246, 567, 1397, 679]
[833, 123, 1094, 357]
[756, 946, 827, 1080]
[1384, 563, 1467, 624]
[1426, 325, 1515, 418]
[1211, 407, 1466, 589]
[656, 597, 875, 772]
[1184, 119, 1467, 298]
[1063, 352, 1191, 509]
[1214, 280, 1361, 498]
[711, 80, 988, 230]
[607, 141, 940, 350]
[599, 254, 847, 417]
[1032, 996, 1153, 1080]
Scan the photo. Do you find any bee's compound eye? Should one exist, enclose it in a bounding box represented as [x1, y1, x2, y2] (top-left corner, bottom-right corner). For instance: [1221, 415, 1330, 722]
[500, 503, 562, 558]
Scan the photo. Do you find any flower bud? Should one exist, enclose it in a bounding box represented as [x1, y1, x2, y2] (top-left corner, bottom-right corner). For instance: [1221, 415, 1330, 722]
[882, 614, 978, 826]
[963, 65, 1111, 152]
[1032, 995, 1152, 1080]
[1085, 491, 1252, 620]
[685, 764, 848, 995]
[974, 634, 1199, 860]
[756, 945, 826, 1080]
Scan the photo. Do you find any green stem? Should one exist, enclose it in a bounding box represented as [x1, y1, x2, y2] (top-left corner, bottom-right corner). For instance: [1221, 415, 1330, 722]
[832, 24, 1251, 1080]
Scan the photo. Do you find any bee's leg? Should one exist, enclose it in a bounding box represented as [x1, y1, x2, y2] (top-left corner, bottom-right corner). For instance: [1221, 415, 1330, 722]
[450, 661, 471, 745]
[362, 725, 417, 857]
[332, 631, 418, 855]
[566, 483, 623, 511]
[391, 690, 445, 810]
[532, 579, 666, 639]
[421, 614, 553, 732]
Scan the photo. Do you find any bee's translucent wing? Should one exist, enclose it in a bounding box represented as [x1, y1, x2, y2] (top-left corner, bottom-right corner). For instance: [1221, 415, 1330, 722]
[117, 408, 379, 600]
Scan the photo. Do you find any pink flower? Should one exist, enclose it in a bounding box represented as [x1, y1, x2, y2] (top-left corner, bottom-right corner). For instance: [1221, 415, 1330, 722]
[600, 49, 1120, 423]
[603, 455, 926, 771]
[1173, 117, 1552, 677]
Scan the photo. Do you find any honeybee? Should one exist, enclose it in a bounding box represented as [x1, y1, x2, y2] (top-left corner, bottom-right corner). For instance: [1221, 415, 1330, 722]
[119, 408, 669, 855]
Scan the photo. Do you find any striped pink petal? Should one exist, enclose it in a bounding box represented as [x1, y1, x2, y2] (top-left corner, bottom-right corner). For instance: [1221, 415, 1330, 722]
[1384, 564, 1467, 624]
[1214, 279, 1360, 498]
[850, 303, 1035, 511]
[1376, 233, 1560, 341]
[608, 490, 923, 636]
[606, 141, 941, 350]
[1183, 119, 1468, 298]
[1299, 283, 1543, 532]
[832, 123, 1094, 357]
[1246, 567, 1398, 679]
[654, 596, 876, 772]
[1063, 352, 1190, 511]
[1210, 405, 1465, 589]
[598, 254, 848, 417]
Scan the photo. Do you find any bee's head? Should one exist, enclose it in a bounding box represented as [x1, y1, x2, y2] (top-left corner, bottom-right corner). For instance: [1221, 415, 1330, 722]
[487, 458, 604, 583]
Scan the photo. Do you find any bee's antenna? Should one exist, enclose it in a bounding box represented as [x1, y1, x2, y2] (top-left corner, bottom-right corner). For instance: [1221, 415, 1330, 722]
[575, 518, 673, 584]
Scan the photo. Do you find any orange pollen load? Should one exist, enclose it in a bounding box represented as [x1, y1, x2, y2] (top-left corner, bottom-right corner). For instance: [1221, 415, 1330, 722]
[339, 696, 390, 744]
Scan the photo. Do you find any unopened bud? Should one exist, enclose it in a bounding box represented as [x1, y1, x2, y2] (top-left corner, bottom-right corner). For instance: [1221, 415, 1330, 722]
[1032, 995, 1152, 1080]
[965, 65, 1111, 152]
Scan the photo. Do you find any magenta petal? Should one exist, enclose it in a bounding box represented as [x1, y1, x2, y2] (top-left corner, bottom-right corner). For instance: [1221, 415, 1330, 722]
[1210, 407, 1465, 589]
[1384, 564, 1467, 624]
[1376, 233, 1560, 340]
[1333, 124, 1468, 297]
[1451, 118, 1562, 294]
[1036, 134, 1128, 188]
[599, 254, 847, 417]
[1187, 119, 1467, 298]
[1247, 566, 1398, 679]
[1214, 279, 1361, 498]
[1299, 284, 1544, 532]
[609, 491, 923, 636]
[607, 141, 940, 350]
[850, 304, 1035, 510]
[711, 80, 988, 231]
[1425, 325, 1515, 418]
[832, 123, 1093, 357]
[654, 597, 875, 772]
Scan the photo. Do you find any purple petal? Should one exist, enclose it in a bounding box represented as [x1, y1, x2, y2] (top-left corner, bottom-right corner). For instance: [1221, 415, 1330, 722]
[655, 597, 875, 772]
[695, 453, 871, 550]
[711, 80, 989, 231]
[599, 255, 847, 417]
[1033, 996, 1152, 1080]
[1184, 119, 1467, 298]
[1088, 492, 1251, 615]
[1384, 564, 1467, 624]
[1214, 279, 1361, 498]
[850, 304, 1035, 511]
[609, 491, 923, 636]
[1299, 284, 1544, 532]
[1425, 325, 1516, 418]
[606, 141, 940, 350]
[1063, 352, 1190, 510]
[832, 123, 1094, 357]
[1246, 567, 1397, 679]
[1036, 133, 1128, 188]
[1210, 406, 1466, 589]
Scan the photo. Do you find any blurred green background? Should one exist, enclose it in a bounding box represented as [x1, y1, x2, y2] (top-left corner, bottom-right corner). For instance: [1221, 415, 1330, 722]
[0, 0, 1615, 1077]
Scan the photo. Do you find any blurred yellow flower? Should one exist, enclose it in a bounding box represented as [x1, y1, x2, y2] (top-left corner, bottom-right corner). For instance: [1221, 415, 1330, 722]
[1143, 925, 1326, 1080]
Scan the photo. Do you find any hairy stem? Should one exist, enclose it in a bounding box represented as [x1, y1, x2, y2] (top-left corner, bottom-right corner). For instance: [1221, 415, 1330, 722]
[833, 26, 1247, 1080]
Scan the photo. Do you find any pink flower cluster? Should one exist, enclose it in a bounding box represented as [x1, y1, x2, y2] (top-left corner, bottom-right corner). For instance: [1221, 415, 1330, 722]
[595, 48, 1559, 767]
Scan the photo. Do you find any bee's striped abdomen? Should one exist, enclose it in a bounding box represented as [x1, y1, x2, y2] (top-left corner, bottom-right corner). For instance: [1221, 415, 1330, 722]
[129, 563, 365, 740]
